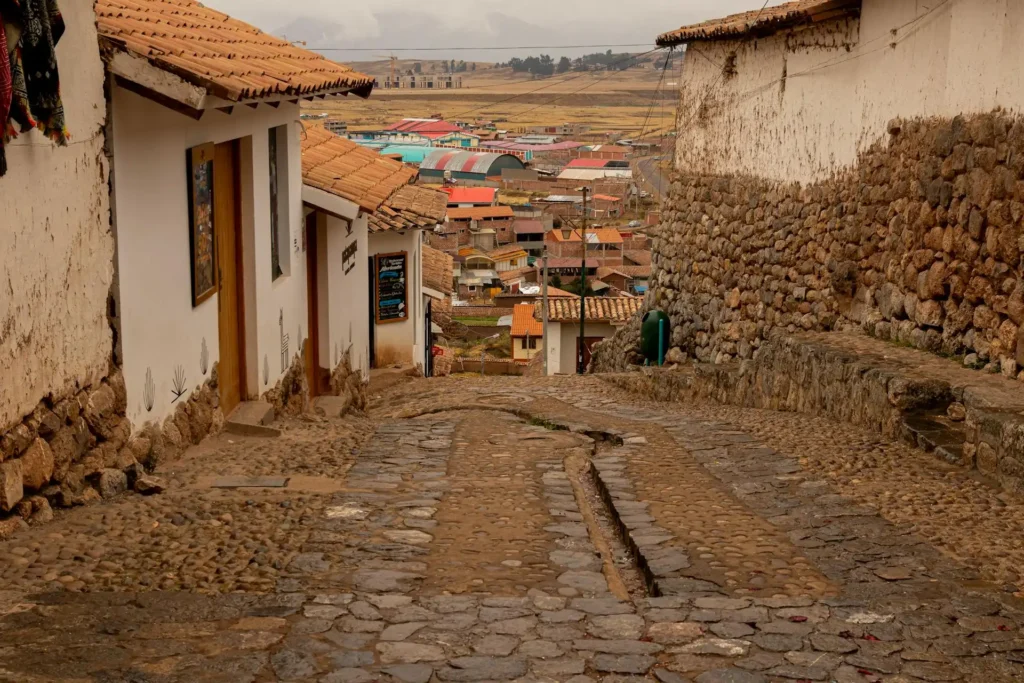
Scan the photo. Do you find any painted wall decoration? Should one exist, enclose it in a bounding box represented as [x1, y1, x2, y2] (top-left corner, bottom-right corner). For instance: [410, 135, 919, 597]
[200, 337, 209, 375]
[263, 355, 270, 386]
[375, 252, 409, 324]
[143, 368, 155, 412]
[279, 309, 290, 372]
[187, 143, 217, 306]
[171, 365, 187, 402]
[343, 241, 358, 275]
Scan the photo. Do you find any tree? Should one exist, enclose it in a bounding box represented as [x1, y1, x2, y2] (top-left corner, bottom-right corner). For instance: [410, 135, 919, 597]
[550, 274, 563, 289]
[471, 63, 477, 71]
[557, 56, 572, 74]
[413, 62, 422, 74]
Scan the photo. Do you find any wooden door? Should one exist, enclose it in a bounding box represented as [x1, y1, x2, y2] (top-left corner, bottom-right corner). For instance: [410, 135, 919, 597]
[305, 212, 323, 397]
[215, 140, 246, 416]
[576, 337, 602, 372]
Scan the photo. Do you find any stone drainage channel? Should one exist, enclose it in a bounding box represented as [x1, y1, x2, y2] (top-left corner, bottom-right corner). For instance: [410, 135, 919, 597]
[528, 414, 684, 605]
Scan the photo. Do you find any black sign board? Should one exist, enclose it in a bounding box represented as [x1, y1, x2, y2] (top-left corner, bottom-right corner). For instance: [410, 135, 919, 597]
[375, 251, 408, 324]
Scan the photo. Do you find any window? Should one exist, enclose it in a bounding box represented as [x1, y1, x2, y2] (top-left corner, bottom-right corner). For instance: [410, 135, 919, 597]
[269, 125, 290, 280]
[527, 337, 538, 350]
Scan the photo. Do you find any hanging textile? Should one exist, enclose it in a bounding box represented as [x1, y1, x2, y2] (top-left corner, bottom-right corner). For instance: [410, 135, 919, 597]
[0, 9, 13, 177]
[8, 0, 66, 143]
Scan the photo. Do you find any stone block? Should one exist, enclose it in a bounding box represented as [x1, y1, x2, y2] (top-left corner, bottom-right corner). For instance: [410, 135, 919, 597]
[97, 469, 128, 499]
[977, 442, 999, 476]
[20, 438, 54, 491]
[84, 383, 121, 440]
[0, 460, 24, 511]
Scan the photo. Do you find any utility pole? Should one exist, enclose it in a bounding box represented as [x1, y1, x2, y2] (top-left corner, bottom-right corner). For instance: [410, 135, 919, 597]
[542, 254, 549, 376]
[578, 187, 589, 375]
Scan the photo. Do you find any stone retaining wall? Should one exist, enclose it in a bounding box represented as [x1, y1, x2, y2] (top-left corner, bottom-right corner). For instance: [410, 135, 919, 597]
[602, 332, 1024, 493]
[595, 112, 1024, 382]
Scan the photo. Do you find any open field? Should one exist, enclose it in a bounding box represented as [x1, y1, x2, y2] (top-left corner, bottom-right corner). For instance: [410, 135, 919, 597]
[306, 64, 679, 137]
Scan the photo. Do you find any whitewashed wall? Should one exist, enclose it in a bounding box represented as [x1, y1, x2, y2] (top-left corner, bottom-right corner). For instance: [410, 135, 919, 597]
[323, 213, 371, 379]
[112, 88, 309, 427]
[676, 0, 1024, 184]
[546, 321, 617, 375]
[369, 231, 424, 368]
[0, 3, 112, 431]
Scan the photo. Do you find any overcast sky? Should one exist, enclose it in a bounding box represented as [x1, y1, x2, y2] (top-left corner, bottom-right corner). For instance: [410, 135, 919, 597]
[203, 0, 788, 61]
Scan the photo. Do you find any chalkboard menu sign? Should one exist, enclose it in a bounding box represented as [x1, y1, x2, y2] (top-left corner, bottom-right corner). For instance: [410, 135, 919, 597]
[375, 251, 408, 324]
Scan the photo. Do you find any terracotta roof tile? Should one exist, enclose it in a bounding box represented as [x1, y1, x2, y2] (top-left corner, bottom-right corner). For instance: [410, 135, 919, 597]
[540, 297, 642, 324]
[657, 0, 860, 45]
[96, 0, 374, 101]
[511, 303, 544, 338]
[423, 246, 454, 294]
[301, 126, 415, 213]
[487, 245, 528, 260]
[367, 185, 449, 233]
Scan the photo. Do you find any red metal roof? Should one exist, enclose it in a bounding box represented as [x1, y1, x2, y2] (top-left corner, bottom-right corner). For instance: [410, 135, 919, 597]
[443, 187, 497, 205]
[386, 119, 462, 134]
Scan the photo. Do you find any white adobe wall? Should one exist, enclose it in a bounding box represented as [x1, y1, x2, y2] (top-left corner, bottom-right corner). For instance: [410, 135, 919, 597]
[0, 3, 112, 430]
[546, 321, 617, 375]
[369, 231, 424, 368]
[322, 212, 371, 379]
[676, 0, 1024, 184]
[112, 87, 309, 427]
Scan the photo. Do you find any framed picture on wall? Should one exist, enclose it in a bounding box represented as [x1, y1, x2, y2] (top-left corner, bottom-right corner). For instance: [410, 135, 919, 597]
[187, 143, 218, 306]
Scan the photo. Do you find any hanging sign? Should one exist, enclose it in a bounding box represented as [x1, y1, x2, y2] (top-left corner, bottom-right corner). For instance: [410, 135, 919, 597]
[375, 251, 408, 324]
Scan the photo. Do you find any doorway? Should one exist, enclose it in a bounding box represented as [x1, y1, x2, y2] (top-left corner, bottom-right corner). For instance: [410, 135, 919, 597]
[305, 212, 328, 397]
[214, 140, 246, 416]
[368, 256, 376, 369]
[576, 336, 602, 373]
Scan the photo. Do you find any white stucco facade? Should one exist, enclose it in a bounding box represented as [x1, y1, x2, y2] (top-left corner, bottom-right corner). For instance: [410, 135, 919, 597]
[112, 86, 310, 427]
[0, 3, 113, 431]
[676, 0, 1024, 184]
[319, 211, 371, 380]
[546, 321, 617, 375]
[369, 231, 426, 369]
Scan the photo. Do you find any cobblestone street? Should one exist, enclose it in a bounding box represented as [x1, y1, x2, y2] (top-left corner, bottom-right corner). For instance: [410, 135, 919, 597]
[2, 375, 1024, 682]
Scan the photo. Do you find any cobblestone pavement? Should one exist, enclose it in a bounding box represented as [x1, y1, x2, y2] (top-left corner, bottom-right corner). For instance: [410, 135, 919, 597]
[1, 376, 1024, 682]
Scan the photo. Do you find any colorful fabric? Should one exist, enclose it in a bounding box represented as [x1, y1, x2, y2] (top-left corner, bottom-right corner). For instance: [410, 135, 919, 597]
[7, 0, 66, 144]
[0, 10, 12, 176]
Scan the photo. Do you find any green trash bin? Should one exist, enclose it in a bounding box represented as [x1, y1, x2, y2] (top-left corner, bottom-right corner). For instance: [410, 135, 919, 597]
[640, 310, 671, 366]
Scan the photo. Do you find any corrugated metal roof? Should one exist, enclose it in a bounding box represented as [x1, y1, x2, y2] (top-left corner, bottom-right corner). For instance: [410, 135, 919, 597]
[540, 297, 643, 324]
[558, 169, 633, 181]
[566, 159, 612, 169]
[482, 141, 583, 152]
[447, 206, 515, 221]
[443, 187, 497, 205]
[514, 220, 545, 235]
[421, 149, 521, 175]
[657, 0, 860, 46]
[386, 118, 462, 133]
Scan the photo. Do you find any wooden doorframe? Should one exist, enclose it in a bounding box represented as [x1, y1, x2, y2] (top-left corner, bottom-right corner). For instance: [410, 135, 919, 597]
[215, 139, 247, 414]
[305, 212, 322, 397]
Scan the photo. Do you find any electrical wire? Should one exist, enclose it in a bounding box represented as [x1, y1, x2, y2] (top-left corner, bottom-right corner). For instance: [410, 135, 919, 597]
[309, 43, 656, 52]
[637, 47, 674, 142]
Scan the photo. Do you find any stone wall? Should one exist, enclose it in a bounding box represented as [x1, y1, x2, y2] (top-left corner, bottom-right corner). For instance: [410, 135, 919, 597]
[596, 113, 1024, 381]
[262, 351, 310, 417]
[600, 331, 1024, 493]
[328, 350, 368, 416]
[0, 367, 210, 536]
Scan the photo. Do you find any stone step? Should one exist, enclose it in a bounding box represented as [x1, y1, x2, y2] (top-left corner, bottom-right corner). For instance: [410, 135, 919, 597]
[224, 401, 280, 437]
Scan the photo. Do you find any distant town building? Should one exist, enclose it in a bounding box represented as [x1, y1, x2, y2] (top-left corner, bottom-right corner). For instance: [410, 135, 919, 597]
[529, 123, 592, 136]
[379, 74, 462, 89]
[324, 119, 348, 135]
